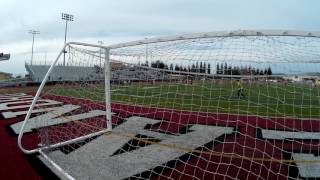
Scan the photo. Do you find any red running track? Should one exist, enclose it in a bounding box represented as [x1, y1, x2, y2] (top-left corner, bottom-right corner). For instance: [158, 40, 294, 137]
[0, 94, 319, 179]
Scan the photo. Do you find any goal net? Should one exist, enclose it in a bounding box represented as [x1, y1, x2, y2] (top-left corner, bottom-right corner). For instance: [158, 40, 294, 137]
[18, 30, 320, 179]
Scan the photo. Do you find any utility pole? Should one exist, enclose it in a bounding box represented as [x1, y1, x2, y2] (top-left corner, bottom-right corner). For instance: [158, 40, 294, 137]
[61, 13, 74, 66]
[28, 30, 40, 65]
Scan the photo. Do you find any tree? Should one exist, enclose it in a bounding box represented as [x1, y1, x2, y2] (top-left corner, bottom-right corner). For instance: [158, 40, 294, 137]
[220, 63, 224, 74]
[151, 60, 165, 69]
[141, 60, 149, 67]
[227, 65, 232, 75]
[260, 70, 264, 75]
[255, 68, 259, 75]
[164, 63, 169, 69]
[224, 62, 228, 75]
[191, 64, 196, 72]
[200, 62, 203, 73]
[179, 65, 183, 71]
[247, 66, 252, 75]
[267, 66, 272, 75]
[174, 64, 180, 71]
[208, 63, 211, 74]
[196, 62, 199, 72]
[240, 66, 245, 75]
[216, 63, 220, 74]
[232, 66, 240, 75]
[170, 64, 174, 70]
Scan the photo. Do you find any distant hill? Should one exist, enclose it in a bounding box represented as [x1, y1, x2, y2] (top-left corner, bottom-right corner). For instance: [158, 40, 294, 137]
[304, 72, 320, 76]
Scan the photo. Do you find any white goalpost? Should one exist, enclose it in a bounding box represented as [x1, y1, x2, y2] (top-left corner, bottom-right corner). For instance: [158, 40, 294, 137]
[17, 30, 320, 179]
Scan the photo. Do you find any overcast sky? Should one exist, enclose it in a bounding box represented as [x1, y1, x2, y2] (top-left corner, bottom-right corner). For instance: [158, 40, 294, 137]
[1, 0, 320, 74]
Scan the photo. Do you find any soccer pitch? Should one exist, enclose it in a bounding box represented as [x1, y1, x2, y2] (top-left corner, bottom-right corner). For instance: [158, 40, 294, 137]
[16, 31, 320, 180]
[49, 81, 320, 119]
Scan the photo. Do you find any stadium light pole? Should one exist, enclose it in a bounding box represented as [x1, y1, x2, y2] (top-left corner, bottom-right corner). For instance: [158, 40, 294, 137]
[145, 38, 148, 66]
[44, 51, 47, 65]
[98, 41, 103, 68]
[61, 13, 74, 66]
[28, 30, 40, 65]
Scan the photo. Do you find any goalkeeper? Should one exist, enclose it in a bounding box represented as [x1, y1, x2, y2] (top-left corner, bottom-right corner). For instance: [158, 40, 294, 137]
[236, 80, 246, 99]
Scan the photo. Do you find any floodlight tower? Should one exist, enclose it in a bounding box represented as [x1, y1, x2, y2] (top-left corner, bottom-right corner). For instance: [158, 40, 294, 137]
[61, 13, 74, 66]
[145, 38, 148, 66]
[98, 41, 103, 68]
[28, 30, 40, 65]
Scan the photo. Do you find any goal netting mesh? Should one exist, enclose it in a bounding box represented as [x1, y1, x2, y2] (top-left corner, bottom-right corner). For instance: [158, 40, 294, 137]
[19, 31, 320, 179]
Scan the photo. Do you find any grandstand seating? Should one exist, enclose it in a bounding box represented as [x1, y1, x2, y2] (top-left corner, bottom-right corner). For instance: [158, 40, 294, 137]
[25, 63, 167, 83]
[25, 63, 104, 82]
[112, 67, 166, 81]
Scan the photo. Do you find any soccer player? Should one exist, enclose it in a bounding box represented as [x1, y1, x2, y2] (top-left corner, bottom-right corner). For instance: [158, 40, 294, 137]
[236, 80, 245, 99]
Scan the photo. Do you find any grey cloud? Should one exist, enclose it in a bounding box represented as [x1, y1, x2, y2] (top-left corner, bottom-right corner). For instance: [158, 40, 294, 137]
[1, 0, 320, 74]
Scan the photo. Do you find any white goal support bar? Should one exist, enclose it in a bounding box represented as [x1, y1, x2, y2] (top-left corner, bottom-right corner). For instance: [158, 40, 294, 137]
[67, 30, 320, 50]
[17, 43, 112, 154]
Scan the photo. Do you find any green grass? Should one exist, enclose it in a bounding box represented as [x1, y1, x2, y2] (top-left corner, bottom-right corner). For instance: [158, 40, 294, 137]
[48, 82, 320, 119]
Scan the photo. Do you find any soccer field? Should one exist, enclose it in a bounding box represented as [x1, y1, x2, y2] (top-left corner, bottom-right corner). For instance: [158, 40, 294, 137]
[49, 81, 320, 119]
[15, 31, 320, 180]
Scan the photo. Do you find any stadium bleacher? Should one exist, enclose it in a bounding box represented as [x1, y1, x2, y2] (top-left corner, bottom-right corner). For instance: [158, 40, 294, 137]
[25, 63, 168, 83]
[25, 63, 104, 82]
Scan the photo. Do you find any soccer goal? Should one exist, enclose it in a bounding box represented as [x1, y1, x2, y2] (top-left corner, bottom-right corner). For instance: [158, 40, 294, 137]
[18, 30, 320, 179]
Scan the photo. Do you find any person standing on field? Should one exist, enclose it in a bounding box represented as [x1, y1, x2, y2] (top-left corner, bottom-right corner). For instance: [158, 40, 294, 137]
[236, 79, 245, 99]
